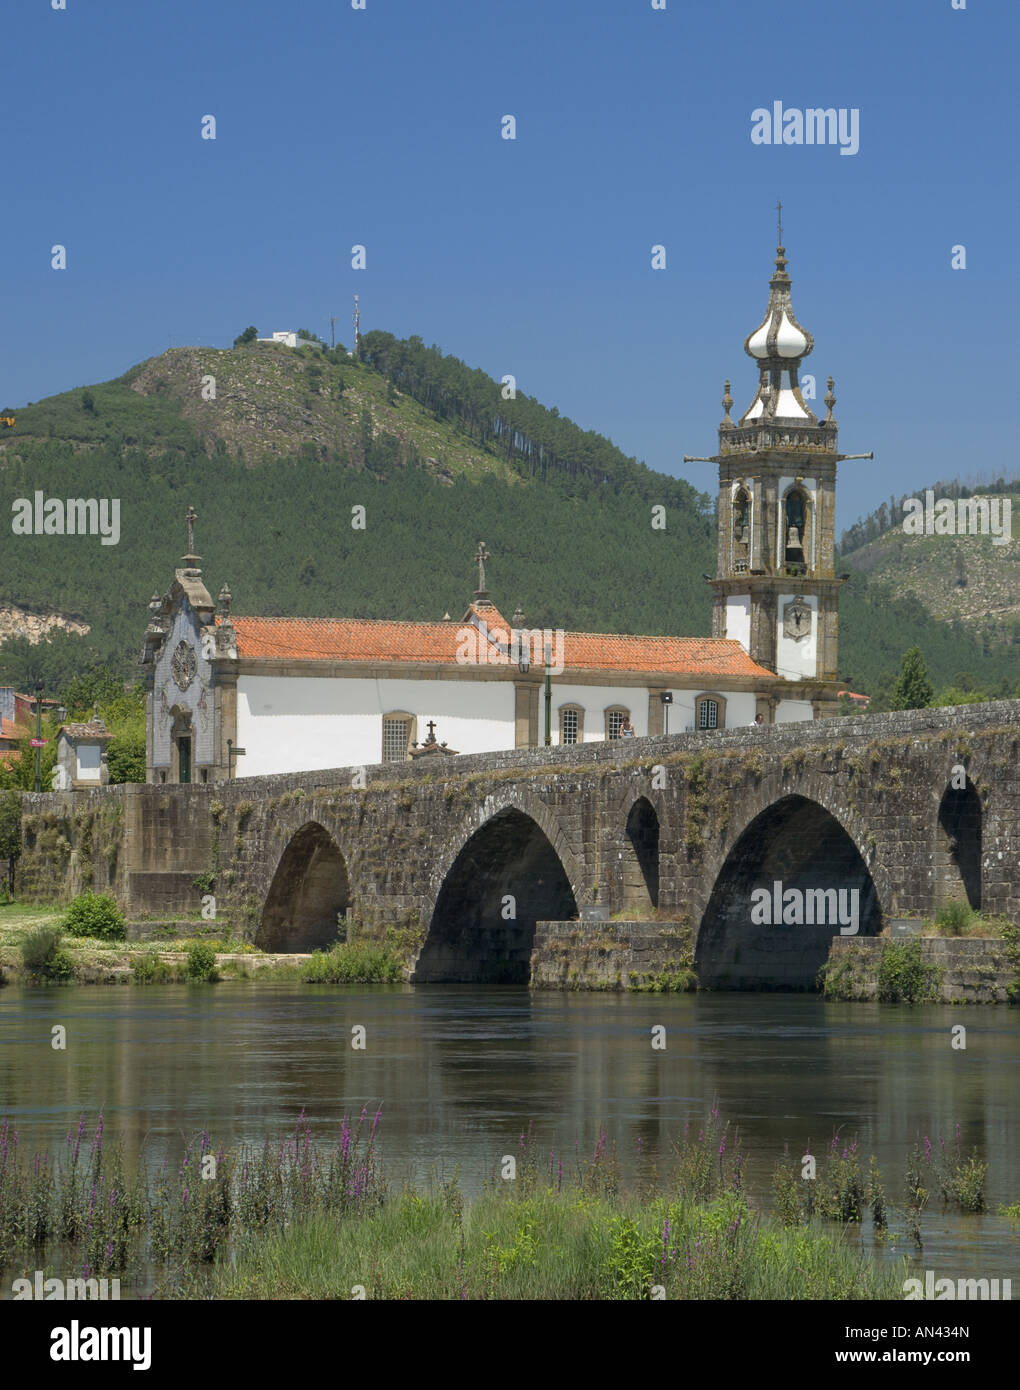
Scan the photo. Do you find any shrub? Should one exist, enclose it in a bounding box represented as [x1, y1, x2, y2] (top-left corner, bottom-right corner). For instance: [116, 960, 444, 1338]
[21, 927, 68, 978]
[62, 891, 126, 941]
[47, 949, 76, 982]
[877, 940, 942, 1003]
[934, 900, 977, 937]
[133, 955, 174, 984]
[301, 941, 402, 984]
[186, 943, 218, 981]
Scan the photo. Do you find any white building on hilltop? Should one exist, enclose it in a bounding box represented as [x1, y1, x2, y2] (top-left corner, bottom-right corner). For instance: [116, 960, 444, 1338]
[256, 331, 304, 348]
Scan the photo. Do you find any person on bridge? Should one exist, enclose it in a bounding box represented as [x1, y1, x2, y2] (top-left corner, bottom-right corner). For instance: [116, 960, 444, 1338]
[750, 713, 764, 727]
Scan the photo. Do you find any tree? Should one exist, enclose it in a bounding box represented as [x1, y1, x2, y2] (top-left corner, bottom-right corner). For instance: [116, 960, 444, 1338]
[106, 734, 146, 784]
[61, 665, 124, 715]
[233, 326, 258, 347]
[0, 789, 21, 893]
[890, 646, 934, 710]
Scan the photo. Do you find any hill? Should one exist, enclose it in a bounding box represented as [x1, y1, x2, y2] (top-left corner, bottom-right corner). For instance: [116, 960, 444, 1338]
[840, 496, 1020, 651]
[1, 332, 1018, 704]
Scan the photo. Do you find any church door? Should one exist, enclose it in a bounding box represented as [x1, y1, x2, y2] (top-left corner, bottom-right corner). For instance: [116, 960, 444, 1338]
[177, 737, 192, 785]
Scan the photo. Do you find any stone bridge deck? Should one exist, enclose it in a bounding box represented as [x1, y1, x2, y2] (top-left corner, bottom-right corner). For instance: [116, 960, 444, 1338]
[18, 701, 1020, 989]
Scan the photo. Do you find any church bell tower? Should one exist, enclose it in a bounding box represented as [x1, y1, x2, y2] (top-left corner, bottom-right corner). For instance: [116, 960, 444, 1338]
[685, 220, 872, 718]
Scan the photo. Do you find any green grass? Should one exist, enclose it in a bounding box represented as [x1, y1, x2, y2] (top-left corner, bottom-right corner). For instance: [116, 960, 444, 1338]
[212, 1187, 907, 1301]
[298, 940, 403, 983]
[2, 1104, 996, 1301]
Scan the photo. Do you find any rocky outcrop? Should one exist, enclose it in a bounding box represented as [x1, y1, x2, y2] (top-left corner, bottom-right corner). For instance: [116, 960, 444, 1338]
[0, 602, 90, 645]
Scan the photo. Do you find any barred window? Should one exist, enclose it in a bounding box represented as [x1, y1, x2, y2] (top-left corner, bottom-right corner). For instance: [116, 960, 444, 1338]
[560, 708, 580, 745]
[382, 716, 412, 762]
[607, 708, 629, 739]
[697, 699, 719, 730]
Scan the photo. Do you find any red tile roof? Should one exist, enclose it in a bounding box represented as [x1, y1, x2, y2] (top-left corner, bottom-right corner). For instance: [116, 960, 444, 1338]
[1, 717, 24, 740]
[225, 606, 774, 680]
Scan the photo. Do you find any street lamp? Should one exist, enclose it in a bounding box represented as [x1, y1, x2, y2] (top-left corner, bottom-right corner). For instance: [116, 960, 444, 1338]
[659, 690, 673, 735]
[227, 739, 246, 780]
[33, 680, 44, 793]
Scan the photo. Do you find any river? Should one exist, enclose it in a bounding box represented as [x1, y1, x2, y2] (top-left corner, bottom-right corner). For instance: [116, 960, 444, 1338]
[1, 982, 1017, 1289]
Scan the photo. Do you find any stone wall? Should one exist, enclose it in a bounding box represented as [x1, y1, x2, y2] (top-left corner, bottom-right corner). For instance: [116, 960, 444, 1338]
[18, 788, 127, 902]
[531, 920, 693, 990]
[825, 936, 1015, 1004]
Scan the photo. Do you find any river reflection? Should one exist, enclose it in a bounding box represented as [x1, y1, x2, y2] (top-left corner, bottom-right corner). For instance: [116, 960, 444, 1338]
[1, 983, 1018, 1283]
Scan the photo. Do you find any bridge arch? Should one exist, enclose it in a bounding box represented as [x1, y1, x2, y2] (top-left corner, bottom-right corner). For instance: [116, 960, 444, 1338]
[257, 820, 350, 952]
[935, 777, 982, 910]
[414, 795, 583, 983]
[696, 793, 883, 990]
[622, 796, 660, 910]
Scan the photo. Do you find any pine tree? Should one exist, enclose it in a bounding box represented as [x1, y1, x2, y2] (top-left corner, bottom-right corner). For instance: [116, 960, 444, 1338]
[891, 646, 934, 710]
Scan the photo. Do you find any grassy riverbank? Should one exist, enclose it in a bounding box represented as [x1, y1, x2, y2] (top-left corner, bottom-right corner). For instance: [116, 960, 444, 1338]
[2, 1108, 1008, 1301]
[0, 1110, 927, 1301]
[0, 902, 406, 984]
[3, 896, 1017, 997]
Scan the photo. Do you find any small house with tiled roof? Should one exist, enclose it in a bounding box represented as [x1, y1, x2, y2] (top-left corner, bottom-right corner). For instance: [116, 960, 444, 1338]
[52, 715, 113, 790]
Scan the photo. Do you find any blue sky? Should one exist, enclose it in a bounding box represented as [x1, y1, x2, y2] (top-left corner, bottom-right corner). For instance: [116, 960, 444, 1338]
[1, 0, 1015, 531]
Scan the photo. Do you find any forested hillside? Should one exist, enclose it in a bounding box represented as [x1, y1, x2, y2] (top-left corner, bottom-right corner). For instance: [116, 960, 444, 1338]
[0, 332, 1018, 704]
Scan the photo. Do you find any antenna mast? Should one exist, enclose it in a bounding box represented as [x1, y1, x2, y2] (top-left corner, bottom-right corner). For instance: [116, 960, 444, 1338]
[353, 294, 360, 355]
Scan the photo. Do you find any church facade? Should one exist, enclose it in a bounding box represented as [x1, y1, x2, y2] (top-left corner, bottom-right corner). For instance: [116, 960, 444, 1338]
[141, 239, 865, 783]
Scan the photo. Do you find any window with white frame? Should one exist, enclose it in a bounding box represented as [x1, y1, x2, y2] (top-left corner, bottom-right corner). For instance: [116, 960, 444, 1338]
[606, 707, 630, 739]
[697, 698, 719, 730]
[560, 706, 583, 745]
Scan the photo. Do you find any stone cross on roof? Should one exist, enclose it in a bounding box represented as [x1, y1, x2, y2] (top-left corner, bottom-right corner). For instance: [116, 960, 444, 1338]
[181, 505, 201, 568]
[473, 541, 491, 607]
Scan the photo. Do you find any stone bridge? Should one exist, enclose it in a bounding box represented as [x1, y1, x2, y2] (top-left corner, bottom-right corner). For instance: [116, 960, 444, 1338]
[18, 703, 1020, 990]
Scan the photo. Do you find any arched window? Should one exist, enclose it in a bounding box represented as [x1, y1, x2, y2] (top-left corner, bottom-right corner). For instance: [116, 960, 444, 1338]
[605, 706, 630, 740]
[695, 693, 727, 730]
[382, 712, 416, 762]
[732, 486, 751, 573]
[559, 704, 584, 745]
[782, 485, 812, 574]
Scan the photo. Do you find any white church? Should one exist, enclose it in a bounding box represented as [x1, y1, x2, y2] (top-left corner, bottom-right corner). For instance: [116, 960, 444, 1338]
[141, 238, 865, 783]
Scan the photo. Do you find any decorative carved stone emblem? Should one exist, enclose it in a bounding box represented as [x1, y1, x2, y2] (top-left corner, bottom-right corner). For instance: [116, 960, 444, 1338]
[171, 640, 197, 690]
[783, 598, 812, 641]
